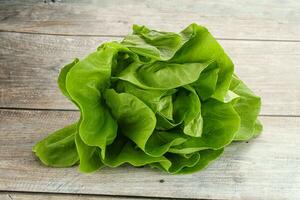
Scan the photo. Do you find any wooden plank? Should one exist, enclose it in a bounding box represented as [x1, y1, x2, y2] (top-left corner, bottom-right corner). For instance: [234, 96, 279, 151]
[0, 109, 299, 200]
[1, 32, 300, 115]
[0, 192, 140, 200]
[0, 32, 110, 110]
[0, 0, 299, 41]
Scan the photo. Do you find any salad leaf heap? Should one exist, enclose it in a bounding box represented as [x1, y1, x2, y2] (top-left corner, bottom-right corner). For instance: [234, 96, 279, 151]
[33, 23, 262, 174]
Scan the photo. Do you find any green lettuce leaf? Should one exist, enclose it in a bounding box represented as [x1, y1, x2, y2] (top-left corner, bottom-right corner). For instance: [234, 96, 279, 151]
[33, 23, 262, 174]
[33, 123, 79, 167]
[230, 74, 262, 140]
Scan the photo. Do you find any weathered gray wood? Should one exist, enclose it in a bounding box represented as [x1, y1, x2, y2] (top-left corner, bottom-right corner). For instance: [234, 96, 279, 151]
[0, 192, 140, 200]
[1, 32, 300, 115]
[0, 0, 299, 41]
[0, 32, 109, 111]
[0, 1, 299, 200]
[0, 109, 299, 200]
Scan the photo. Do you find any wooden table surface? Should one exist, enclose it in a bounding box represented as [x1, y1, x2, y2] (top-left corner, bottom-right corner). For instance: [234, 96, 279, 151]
[0, 0, 300, 199]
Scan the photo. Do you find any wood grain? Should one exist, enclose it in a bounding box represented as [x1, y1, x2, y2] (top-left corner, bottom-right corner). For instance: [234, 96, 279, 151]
[1, 1, 300, 200]
[0, 109, 299, 200]
[1, 32, 300, 115]
[0, 32, 109, 111]
[0, 192, 140, 200]
[0, 0, 299, 41]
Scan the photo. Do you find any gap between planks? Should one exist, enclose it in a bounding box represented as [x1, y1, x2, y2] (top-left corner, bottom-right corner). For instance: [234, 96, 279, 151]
[1, 30, 300, 43]
[0, 107, 299, 118]
[0, 191, 191, 200]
